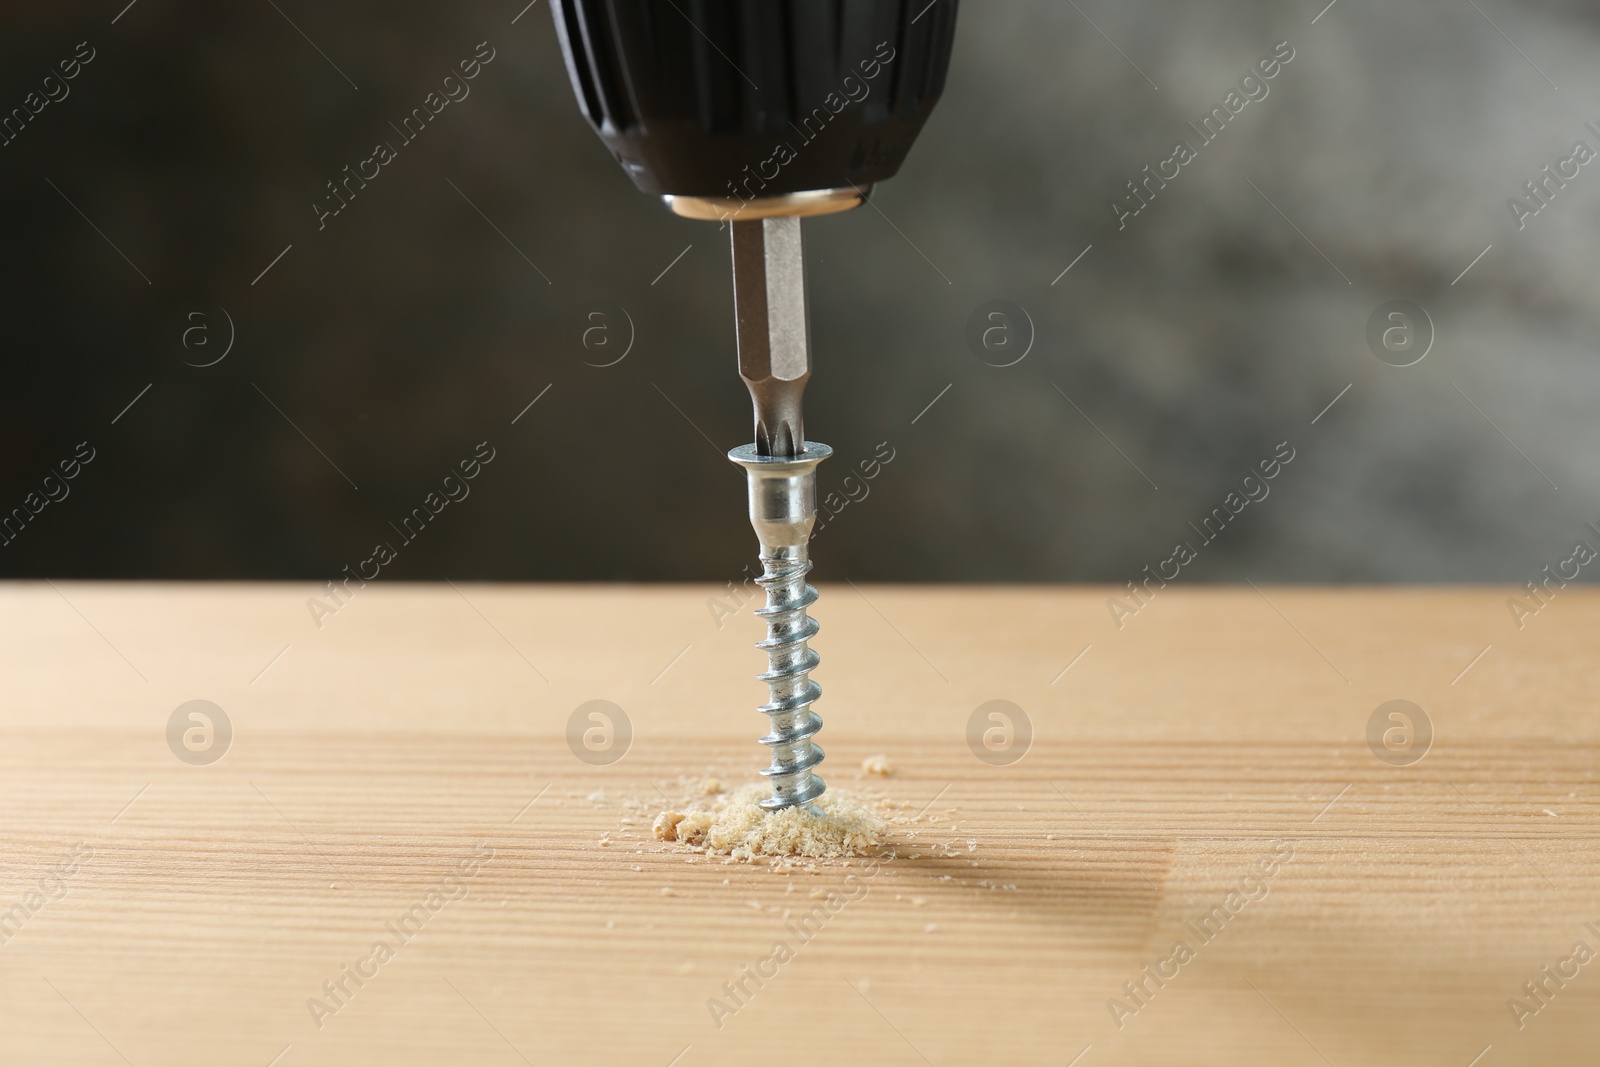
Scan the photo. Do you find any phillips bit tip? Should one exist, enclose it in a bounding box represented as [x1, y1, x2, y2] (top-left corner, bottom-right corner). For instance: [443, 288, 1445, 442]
[731, 217, 811, 458]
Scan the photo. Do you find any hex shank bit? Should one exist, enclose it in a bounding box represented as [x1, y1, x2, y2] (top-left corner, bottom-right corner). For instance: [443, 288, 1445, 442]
[731, 217, 810, 459]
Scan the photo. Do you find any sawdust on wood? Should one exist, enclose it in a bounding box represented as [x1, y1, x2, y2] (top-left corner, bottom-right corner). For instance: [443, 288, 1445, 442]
[860, 754, 895, 776]
[652, 783, 887, 861]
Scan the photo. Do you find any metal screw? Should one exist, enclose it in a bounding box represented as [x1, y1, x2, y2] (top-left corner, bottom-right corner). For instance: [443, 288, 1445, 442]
[729, 443, 831, 813]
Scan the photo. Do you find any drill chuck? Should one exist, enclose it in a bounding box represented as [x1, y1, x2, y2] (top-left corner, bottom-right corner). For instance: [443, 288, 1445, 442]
[550, 0, 958, 215]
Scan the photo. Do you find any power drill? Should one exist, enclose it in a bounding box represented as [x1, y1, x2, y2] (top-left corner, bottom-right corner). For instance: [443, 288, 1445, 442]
[550, 0, 959, 813]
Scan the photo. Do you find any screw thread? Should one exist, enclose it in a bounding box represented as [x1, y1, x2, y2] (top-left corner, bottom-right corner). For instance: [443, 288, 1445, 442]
[753, 543, 824, 812]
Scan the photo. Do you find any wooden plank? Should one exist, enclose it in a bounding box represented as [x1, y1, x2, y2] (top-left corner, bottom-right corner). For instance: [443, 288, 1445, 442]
[0, 582, 1594, 1066]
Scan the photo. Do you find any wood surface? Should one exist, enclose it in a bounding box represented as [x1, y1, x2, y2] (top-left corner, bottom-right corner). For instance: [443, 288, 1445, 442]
[1, 581, 1596, 1066]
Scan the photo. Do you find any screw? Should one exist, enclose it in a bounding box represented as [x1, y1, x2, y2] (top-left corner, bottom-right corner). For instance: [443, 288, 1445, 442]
[729, 443, 831, 812]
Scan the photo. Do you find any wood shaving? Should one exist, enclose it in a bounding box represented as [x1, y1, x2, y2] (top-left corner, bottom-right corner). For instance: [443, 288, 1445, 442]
[860, 754, 894, 776]
[653, 783, 887, 861]
[652, 810, 714, 845]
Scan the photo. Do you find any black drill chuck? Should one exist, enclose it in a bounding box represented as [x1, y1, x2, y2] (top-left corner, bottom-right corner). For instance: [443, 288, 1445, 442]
[550, 0, 958, 212]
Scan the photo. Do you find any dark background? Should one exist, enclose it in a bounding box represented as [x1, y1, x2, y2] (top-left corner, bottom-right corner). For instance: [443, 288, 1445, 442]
[1, 0, 1594, 583]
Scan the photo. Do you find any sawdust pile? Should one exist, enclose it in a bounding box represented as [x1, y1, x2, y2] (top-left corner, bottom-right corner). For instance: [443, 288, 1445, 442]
[653, 782, 887, 861]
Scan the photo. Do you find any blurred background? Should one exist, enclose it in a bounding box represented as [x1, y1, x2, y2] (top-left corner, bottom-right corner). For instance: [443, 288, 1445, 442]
[0, 0, 1594, 583]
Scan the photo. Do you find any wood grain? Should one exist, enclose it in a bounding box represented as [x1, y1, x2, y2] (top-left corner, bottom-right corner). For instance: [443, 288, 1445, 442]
[0, 582, 1595, 1066]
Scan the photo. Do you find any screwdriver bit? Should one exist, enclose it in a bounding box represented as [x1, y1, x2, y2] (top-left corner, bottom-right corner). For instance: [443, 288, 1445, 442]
[732, 217, 810, 459]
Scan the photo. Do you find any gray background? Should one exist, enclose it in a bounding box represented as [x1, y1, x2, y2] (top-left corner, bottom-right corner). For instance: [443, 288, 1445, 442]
[0, 0, 1592, 583]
